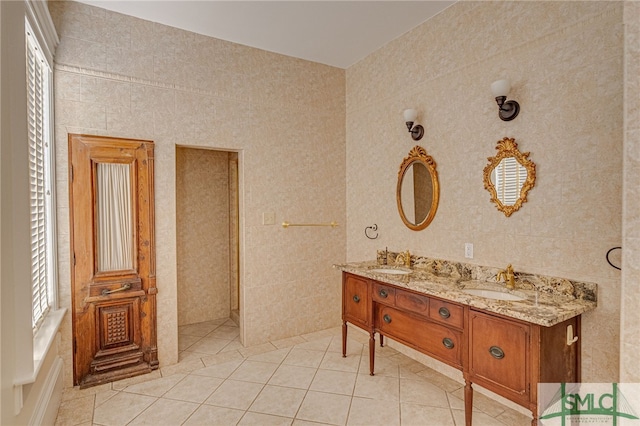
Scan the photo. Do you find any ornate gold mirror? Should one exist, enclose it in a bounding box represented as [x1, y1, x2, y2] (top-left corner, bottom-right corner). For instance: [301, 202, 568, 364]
[397, 146, 439, 230]
[483, 137, 536, 217]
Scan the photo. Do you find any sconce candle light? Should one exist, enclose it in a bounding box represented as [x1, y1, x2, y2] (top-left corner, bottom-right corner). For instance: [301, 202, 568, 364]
[491, 79, 520, 121]
[403, 109, 424, 141]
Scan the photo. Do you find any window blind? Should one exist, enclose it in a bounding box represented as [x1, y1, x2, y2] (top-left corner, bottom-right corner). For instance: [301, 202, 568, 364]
[27, 26, 52, 331]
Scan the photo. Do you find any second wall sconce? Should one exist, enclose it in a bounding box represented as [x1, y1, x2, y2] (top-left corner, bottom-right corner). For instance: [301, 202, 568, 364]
[403, 109, 424, 140]
[491, 79, 520, 121]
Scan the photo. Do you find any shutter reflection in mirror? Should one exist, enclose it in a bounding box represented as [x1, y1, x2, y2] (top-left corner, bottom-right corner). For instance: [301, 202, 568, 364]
[96, 163, 134, 272]
[494, 157, 528, 206]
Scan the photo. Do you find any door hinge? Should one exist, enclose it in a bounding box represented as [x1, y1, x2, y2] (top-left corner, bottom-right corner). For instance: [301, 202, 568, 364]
[73, 338, 77, 354]
[70, 165, 74, 182]
[73, 252, 76, 266]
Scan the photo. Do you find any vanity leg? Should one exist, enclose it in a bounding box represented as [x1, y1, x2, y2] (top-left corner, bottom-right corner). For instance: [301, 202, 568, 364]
[369, 332, 375, 376]
[464, 379, 473, 426]
[342, 321, 347, 358]
[380, 333, 384, 347]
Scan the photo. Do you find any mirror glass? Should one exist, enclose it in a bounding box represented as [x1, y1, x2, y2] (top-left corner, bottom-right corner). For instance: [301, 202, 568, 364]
[397, 146, 439, 230]
[483, 137, 536, 217]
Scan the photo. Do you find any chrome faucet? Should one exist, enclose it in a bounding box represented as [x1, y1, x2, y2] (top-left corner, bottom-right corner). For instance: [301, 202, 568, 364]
[497, 264, 516, 290]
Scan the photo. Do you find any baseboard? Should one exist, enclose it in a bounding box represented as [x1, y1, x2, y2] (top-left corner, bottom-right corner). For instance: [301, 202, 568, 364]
[29, 356, 64, 426]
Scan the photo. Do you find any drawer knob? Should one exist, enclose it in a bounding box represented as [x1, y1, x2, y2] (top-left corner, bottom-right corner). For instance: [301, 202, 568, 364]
[383, 314, 392, 324]
[489, 345, 505, 359]
[438, 307, 450, 319]
[442, 337, 455, 349]
[379, 289, 388, 298]
[352, 295, 360, 303]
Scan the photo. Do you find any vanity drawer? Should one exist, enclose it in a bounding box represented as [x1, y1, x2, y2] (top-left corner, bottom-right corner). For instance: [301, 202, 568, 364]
[375, 305, 462, 368]
[396, 290, 429, 317]
[343, 274, 370, 328]
[372, 283, 396, 305]
[469, 310, 529, 399]
[429, 299, 464, 329]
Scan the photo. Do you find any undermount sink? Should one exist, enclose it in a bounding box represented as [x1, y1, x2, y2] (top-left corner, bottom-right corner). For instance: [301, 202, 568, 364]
[369, 268, 411, 275]
[462, 288, 527, 301]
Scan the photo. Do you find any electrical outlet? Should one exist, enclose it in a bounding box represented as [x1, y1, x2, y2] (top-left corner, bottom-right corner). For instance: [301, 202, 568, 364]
[262, 212, 275, 225]
[465, 243, 473, 259]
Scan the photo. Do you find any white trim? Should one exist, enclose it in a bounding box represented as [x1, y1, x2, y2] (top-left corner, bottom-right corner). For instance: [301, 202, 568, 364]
[29, 356, 63, 426]
[14, 308, 66, 386]
[24, 0, 58, 68]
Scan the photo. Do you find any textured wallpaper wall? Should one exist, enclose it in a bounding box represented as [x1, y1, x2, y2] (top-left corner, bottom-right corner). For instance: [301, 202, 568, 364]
[49, 0, 346, 386]
[345, 1, 623, 382]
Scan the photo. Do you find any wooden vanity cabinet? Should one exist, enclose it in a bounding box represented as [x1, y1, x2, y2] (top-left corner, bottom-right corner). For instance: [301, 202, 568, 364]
[466, 309, 581, 425]
[340, 272, 582, 426]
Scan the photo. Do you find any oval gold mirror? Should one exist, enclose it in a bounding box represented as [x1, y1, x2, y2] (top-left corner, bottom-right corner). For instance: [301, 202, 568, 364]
[397, 146, 439, 230]
[483, 137, 536, 217]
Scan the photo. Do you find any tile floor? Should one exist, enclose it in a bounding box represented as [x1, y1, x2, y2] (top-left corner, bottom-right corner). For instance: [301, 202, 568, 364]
[55, 318, 532, 425]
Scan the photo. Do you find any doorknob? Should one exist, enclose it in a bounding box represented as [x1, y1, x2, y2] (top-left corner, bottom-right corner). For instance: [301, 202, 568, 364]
[101, 283, 131, 296]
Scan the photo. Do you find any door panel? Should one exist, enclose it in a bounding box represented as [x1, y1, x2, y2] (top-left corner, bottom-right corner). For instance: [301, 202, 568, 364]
[69, 134, 157, 387]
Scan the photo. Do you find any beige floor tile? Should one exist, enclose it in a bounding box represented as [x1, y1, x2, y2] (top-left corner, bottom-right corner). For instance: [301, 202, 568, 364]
[55, 394, 95, 425]
[246, 347, 291, 364]
[179, 320, 224, 337]
[401, 402, 455, 426]
[186, 336, 234, 355]
[93, 389, 119, 408]
[353, 373, 400, 401]
[159, 357, 205, 376]
[309, 369, 356, 395]
[358, 354, 399, 377]
[249, 385, 306, 418]
[416, 368, 464, 393]
[296, 391, 351, 425]
[400, 378, 449, 407]
[238, 412, 293, 425]
[292, 336, 331, 352]
[204, 379, 264, 410]
[208, 325, 240, 340]
[162, 374, 224, 403]
[61, 383, 112, 402]
[122, 373, 186, 397]
[347, 396, 400, 426]
[271, 335, 306, 349]
[128, 398, 199, 425]
[238, 342, 278, 358]
[268, 364, 317, 389]
[327, 336, 364, 356]
[92, 392, 157, 425]
[182, 404, 244, 425]
[111, 371, 162, 391]
[292, 420, 327, 426]
[200, 349, 245, 367]
[451, 408, 510, 426]
[190, 358, 243, 379]
[283, 348, 325, 368]
[495, 408, 532, 426]
[319, 351, 361, 373]
[219, 339, 245, 353]
[178, 334, 201, 351]
[229, 360, 279, 384]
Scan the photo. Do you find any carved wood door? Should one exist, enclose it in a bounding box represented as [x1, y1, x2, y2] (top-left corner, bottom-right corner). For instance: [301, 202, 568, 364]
[69, 134, 157, 387]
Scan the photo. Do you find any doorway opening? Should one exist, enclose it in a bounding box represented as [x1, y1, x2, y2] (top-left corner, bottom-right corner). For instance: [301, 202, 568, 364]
[176, 147, 240, 353]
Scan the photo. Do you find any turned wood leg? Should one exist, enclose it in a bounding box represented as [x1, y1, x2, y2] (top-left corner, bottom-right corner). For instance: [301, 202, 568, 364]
[342, 321, 347, 358]
[380, 333, 384, 347]
[464, 379, 473, 426]
[369, 332, 375, 375]
[531, 413, 538, 426]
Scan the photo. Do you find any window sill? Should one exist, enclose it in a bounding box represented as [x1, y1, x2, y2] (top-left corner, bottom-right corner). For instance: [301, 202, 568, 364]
[14, 308, 67, 386]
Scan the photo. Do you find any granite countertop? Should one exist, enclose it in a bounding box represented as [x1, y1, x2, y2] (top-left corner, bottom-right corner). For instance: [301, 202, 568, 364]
[334, 260, 597, 327]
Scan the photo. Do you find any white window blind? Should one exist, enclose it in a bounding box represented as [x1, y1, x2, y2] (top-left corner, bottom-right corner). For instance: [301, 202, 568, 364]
[26, 23, 54, 331]
[495, 157, 527, 206]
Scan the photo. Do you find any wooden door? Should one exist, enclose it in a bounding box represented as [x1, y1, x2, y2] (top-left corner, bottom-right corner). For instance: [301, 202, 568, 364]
[69, 134, 157, 387]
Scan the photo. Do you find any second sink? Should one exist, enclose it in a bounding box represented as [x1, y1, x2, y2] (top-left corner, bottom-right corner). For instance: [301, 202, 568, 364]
[462, 288, 527, 301]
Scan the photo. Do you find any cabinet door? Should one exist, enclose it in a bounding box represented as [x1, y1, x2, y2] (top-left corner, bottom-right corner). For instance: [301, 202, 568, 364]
[469, 310, 529, 401]
[343, 274, 369, 328]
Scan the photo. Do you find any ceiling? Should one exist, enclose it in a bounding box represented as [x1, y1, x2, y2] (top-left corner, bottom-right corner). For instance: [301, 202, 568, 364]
[78, 1, 455, 68]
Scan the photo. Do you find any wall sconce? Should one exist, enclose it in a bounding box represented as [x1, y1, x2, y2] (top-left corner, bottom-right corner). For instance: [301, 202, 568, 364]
[403, 109, 424, 140]
[491, 79, 520, 121]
